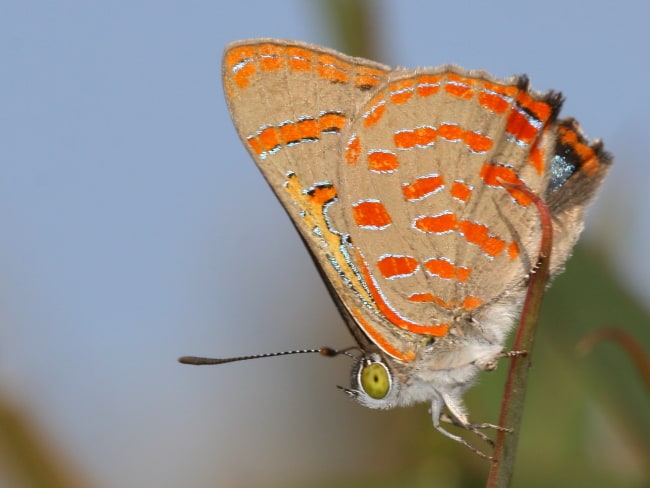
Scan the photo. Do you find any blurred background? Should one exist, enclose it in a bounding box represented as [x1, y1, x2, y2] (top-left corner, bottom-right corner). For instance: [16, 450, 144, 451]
[1, 1, 649, 487]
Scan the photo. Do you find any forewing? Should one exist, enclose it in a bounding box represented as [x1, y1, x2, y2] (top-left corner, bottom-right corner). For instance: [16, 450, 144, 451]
[222, 39, 391, 344]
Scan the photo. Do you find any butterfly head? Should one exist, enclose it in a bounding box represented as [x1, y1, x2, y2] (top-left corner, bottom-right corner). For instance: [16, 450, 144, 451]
[340, 351, 403, 409]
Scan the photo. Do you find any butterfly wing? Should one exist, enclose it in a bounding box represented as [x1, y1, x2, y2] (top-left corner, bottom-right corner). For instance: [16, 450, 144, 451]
[545, 118, 612, 271]
[335, 69, 611, 357]
[223, 40, 612, 362]
[222, 39, 391, 346]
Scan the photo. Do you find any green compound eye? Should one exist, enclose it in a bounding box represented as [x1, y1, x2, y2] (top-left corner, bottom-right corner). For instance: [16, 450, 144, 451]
[360, 362, 390, 399]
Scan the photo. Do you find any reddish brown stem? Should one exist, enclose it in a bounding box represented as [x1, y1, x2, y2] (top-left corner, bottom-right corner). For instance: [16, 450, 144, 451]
[486, 182, 553, 487]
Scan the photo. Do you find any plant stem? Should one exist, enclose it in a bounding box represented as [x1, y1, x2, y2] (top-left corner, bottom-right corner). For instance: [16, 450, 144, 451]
[486, 185, 553, 487]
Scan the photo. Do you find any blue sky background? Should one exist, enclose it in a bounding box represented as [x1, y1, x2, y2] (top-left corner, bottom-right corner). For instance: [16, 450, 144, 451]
[1, 1, 649, 487]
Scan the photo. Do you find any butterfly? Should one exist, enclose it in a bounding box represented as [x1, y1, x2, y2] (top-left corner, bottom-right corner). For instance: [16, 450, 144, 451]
[181, 39, 611, 455]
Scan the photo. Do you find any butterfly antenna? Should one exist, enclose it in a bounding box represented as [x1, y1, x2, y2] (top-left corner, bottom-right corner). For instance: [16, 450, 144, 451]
[178, 346, 359, 365]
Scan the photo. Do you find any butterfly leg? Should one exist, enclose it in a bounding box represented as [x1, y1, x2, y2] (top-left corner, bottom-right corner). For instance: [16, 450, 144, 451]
[440, 414, 513, 439]
[499, 350, 528, 360]
[430, 392, 496, 460]
[476, 350, 528, 371]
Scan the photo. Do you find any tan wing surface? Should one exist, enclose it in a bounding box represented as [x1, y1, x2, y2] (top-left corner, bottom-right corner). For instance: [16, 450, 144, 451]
[223, 40, 612, 361]
[222, 39, 392, 344]
[338, 70, 560, 330]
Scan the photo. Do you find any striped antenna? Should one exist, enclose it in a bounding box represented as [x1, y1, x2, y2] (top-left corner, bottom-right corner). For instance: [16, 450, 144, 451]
[178, 346, 357, 365]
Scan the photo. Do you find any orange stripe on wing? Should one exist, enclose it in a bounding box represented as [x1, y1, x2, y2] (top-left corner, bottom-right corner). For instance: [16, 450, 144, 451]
[278, 123, 301, 145]
[407, 292, 482, 311]
[464, 131, 493, 153]
[438, 123, 464, 141]
[225, 46, 257, 89]
[257, 43, 284, 71]
[445, 74, 477, 99]
[423, 258, 454, 279]
[447, 73, 479, 85]
[463, 296, 483, 310]
[389, 79, 415, 104]
[355, 66, 386, 89]
[345, 135, 361, 165]
[516, 91, 553, 123]
[416, 74, 442, 97]
[480, 163, 532, 206]
[423, 258, 472, 282]
[456, 266, 472, 282]
[363, 95, 387, 127]
[402, 175, 444, 201]
[478, 91, 510, 113]
[350, 308, 416, 362]
[558, 124, 599, 175]
[317, 54, 350, 84]
[445, 83, 474, 99]
[451, 181, 472, 202]
[352, 200, 392, 229]
[355, 250, 450, 338]
[457, 220, 506, 258]
[295, 118, 319, 140]
[258, 127, 281, 152]
[506, 110, 539, 144]
[306, 184, 338, 206]
[529, 140, 545, 174]
[248, 112, 347, 158]
[394, 126, 437, 149]
[507, 241, 520, 260]
[395, 124, 491, 153]
[247, 136, 264, 156]
[377, 255, 419, 279]
[286, 46, 313, 72]
[368, 151, 399, 172]
[482, 80, 518, 97]
[413, 213, 457, 233]
[319, 112, 346, 133]
[407, 292, 435, 303]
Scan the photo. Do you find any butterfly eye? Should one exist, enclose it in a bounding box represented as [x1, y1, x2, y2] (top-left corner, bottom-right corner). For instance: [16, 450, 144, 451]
[360, 362, 390, 399]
